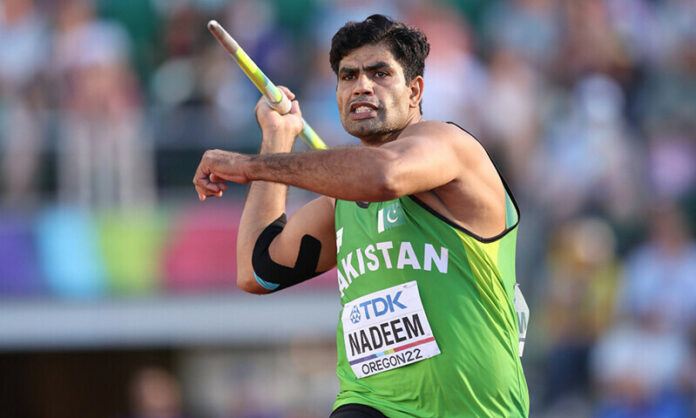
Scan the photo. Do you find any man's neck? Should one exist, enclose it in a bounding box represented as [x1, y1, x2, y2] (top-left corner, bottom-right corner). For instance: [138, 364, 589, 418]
[359, 113, 422, 147]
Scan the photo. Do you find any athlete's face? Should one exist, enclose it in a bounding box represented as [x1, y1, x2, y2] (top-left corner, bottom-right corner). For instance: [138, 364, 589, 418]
[336, 43, 423, 145]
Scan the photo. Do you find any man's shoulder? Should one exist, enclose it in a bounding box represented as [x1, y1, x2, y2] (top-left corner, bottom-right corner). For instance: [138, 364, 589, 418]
[401, 120, 476, 144]
[399, 121, 485, 165]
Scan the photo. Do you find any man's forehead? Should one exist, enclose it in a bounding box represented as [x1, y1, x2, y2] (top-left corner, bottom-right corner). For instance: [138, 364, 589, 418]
[338, 43, 399, 70]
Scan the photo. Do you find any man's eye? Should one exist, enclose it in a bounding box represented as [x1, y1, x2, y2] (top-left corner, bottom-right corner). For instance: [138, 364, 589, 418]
[376, 71, 389, 78]
[341, 74, 355, 81]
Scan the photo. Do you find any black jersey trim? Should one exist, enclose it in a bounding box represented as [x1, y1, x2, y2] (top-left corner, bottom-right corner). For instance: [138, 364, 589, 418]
[405, 122, 521, 244]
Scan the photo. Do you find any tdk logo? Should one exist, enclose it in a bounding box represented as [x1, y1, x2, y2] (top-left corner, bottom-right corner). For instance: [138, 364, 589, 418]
[353, 291, 407, 323]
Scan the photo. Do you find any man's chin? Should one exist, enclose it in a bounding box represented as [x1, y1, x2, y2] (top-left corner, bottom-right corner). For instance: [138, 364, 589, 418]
[344, 119, 383, 138]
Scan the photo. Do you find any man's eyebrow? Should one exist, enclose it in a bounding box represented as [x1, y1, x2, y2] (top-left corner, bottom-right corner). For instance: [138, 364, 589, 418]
[338, 62, 393, 74]
[364, 62, 392, 72]
[338, 66, 358, 74]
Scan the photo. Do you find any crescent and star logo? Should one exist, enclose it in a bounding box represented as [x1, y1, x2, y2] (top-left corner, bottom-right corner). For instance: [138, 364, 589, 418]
[377, 202, 406, 233]
[386, 208, 399, 223]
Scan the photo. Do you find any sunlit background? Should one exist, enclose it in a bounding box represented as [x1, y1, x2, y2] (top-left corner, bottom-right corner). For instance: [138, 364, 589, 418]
[1, 0, 695, 417]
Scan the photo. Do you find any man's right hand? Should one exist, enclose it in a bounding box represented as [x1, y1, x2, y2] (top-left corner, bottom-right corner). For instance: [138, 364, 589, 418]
[255, 86, 304, 153]
[193, 87, 304, 201]
[192, 149, 249, 201]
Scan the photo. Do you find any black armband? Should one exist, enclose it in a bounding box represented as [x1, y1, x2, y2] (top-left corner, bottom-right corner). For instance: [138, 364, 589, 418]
[251, 214, 324, 292]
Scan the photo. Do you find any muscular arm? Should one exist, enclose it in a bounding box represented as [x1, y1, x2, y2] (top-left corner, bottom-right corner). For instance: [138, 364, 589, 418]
[234, 138, 286, 294]
[234, 141, 337, 293]
[205, 121, 470, 202]
[194, 88, 338, 294]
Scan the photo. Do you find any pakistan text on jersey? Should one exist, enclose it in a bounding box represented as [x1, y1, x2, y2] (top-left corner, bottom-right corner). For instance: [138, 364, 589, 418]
[338, 241, 448, 296]
[348, 313, 425, 356]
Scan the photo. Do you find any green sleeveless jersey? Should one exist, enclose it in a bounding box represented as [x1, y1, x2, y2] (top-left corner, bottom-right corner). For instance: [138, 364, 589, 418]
[332, 186, 529, 416]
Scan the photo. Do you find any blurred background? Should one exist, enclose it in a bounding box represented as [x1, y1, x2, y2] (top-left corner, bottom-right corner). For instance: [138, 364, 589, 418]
[1, 0, 695, 417]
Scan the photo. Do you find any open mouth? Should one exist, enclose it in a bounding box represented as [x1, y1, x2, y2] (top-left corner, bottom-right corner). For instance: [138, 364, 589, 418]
[349, 101, 378, 120]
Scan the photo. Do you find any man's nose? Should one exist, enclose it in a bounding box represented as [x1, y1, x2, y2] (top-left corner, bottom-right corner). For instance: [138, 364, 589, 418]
[353, 73, 373, 96]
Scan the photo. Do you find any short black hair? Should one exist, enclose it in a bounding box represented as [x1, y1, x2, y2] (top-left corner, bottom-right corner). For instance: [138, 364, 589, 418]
[330, 14, 430, 84]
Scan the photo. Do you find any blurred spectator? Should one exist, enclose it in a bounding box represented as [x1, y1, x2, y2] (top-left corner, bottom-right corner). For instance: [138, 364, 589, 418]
[151, 4, 203, 109]
[128, 367, 186, 418]
[592, 323, 692, 418]
[312, 0, 401, 53]
[483, 0, 560, 69]
[647, 132, 696, 200]
[589, 202, 696, 417]
[616, 203, 696, 333]
[481, 47, 541, 188]
[652, 0, 696, 71]
[560, 0, 634, 83]
[53, 0, 155, 209]
[543, 218, 621, 407]
[0, 0, 50, 207]
[411, 3, 488, 135]
[540, 74, 640, 222]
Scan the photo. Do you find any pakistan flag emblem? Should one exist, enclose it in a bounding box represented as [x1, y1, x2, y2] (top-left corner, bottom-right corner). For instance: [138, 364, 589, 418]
[350, 305, 361, 324]
[377, 201, 406, 233]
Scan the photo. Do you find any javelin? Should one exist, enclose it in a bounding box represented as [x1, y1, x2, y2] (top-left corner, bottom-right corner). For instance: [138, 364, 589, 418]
[207, 20, 327, 150]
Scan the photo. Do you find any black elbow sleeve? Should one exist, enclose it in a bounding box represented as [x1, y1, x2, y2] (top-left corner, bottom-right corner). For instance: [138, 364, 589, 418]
[251, 214, 324, 292]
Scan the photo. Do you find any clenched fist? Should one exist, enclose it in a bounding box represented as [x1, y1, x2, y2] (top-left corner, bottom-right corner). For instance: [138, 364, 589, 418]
[192, 149, 250, 201]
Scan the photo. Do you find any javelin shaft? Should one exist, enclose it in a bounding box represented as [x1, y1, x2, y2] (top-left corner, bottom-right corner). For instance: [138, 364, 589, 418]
[207, 20, 327, 150]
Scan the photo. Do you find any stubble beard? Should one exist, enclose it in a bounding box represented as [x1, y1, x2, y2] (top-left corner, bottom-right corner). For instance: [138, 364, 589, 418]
[343, 108, 399, 144]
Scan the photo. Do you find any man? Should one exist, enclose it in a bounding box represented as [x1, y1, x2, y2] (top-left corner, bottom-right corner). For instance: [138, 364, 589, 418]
[194, 14, 529, 418]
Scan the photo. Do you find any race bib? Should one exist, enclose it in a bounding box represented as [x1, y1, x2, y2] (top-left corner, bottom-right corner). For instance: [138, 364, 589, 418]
[341, 281, 441, 378]
[514, 284, 529, 357]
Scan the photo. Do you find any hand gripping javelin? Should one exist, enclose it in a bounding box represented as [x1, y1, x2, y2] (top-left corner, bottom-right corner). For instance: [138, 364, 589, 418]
[207, 20, 327, 150]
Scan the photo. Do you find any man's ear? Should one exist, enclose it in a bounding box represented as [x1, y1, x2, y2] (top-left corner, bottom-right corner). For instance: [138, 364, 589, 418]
[408, 75, 424, 110]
